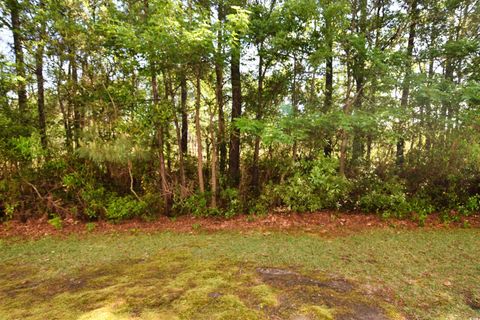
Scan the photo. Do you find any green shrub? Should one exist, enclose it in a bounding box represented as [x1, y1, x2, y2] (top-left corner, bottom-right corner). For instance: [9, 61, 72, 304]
[174, 192, 209, 216]
[81, 186, 110, 219]
[3, 202, 17, 220]
[105, 196, 148, 221]
[266, 157, 351, 213]
[277, 175, 317, 212]
[308, 158, 351, 209]
[62, 172, 84, 190]
[459, 195, 480, 216]
[0, 178, 22, 220]
[140, 192, 164, 216]
[246, 183, 278, 215]
[173, 189, 242, 218]
[220, 188, 241, 218]
[408, 197, 435, 226]
[358, 179, 410, 218]
[62, 172, 110, 219]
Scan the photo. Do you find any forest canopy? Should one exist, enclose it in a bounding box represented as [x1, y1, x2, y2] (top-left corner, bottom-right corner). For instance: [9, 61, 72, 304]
[0, 0, 479, 222]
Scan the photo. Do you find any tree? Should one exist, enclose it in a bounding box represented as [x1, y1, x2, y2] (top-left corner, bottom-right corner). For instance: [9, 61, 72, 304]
[396, 0, 418, 167]
[6, 0, 27, 115]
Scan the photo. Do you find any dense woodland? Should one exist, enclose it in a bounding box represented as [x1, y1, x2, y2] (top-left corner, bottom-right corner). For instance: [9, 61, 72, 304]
[0, 0, 479, 222]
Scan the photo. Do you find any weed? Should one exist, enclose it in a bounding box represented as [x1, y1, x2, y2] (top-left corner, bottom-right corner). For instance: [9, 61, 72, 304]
[48, 215, 63, 230]
[85, 222, 96, 232]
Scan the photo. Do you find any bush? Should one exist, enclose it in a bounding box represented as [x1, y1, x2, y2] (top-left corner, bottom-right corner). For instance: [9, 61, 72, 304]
[249, 184, 279, 215]
[105, 195, 148, 221]
[459, 195, 480, 216]
[408, 197, 435, 226]
[258, 157, 351, 213]
[357, 178, 410, 218]
[173, 192, 209, 216]
[172, 188, 243, 218]
[81, 186, 109, 219]
[219, 188, 241, 218]
[308, 158, 351, 209]
[62, 171, 109, 219]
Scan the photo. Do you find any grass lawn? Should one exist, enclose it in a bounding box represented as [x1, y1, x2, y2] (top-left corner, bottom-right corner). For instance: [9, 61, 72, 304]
[0, 228, 479, 319]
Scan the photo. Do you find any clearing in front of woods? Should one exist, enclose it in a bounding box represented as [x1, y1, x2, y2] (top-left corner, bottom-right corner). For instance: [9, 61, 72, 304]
[0, 228, 479, 320]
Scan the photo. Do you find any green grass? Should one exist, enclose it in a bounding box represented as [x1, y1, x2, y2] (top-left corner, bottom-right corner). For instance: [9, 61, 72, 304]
[0, 228, 479, 319]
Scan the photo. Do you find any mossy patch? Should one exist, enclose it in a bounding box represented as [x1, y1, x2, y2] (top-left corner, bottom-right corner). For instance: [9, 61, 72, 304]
[0, 251, 397, 320]
[300, 305, 335, 319]
[2, 229, 478, 319]
[250, 284, 279, 308]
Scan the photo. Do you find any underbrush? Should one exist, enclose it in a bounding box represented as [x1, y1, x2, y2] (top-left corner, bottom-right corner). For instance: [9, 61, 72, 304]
[1, 154, 479, 224]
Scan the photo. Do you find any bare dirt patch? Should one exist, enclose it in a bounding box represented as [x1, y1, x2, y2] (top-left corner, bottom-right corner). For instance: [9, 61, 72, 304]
[256, 267, 396, 320]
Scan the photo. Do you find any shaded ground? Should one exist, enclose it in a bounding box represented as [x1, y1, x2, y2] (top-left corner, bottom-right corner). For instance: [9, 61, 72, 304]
[0, 227, 479, 319]
[1, 211, 479, 239]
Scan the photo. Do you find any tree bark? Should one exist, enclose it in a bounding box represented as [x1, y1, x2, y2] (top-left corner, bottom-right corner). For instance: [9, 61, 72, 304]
[228, 45, 241, 187]
[69, 48, 81, 149]
[323, 9, 334, 157]
[180, 71, 188, 155]
[152, 67, 171, 215]
[195, 69, 205, 193]
[174, 111, 187, 197]
[396, 0, 418, 168]
[351, 0, 367, 163]
[209, 109, 218, 208]
[36, 0, 48, 151]
[8, 0, 27, 115]
[216, 1, 227, 177]
[166, 72, 186, 197]
[251, 43, 263, 194]
[292, 56, 298, 160]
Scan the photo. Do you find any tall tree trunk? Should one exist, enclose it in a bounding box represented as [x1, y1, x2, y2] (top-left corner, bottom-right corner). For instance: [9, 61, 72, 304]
[158, 126, 170, 215]
[8, 0, 27, 115]
[216, 1, 227, 177]
[180, 71, 188, 155]
[36, 0, 47, 151]
[363, 0, 384, 164]
[228, 45, 241, 187]
[174, 111, 187, 197]
[166, 71, 187, 197]
[152, 67, 170, 215]
[209, 109, 218, 208]
[195, 69, 205, 193]
[69, 48, 81, 149]
[252, 44, 264, 194]
[292, 56, 298, 160]
[396, 0, 418, 168]
[340, 47, 354, 177]
[351, 0, 366, 163]
[323, 10, 334, 157]
[425, 25, 436, 152]
[339, 79, 353, 177]
[57, 62, 73, 152]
